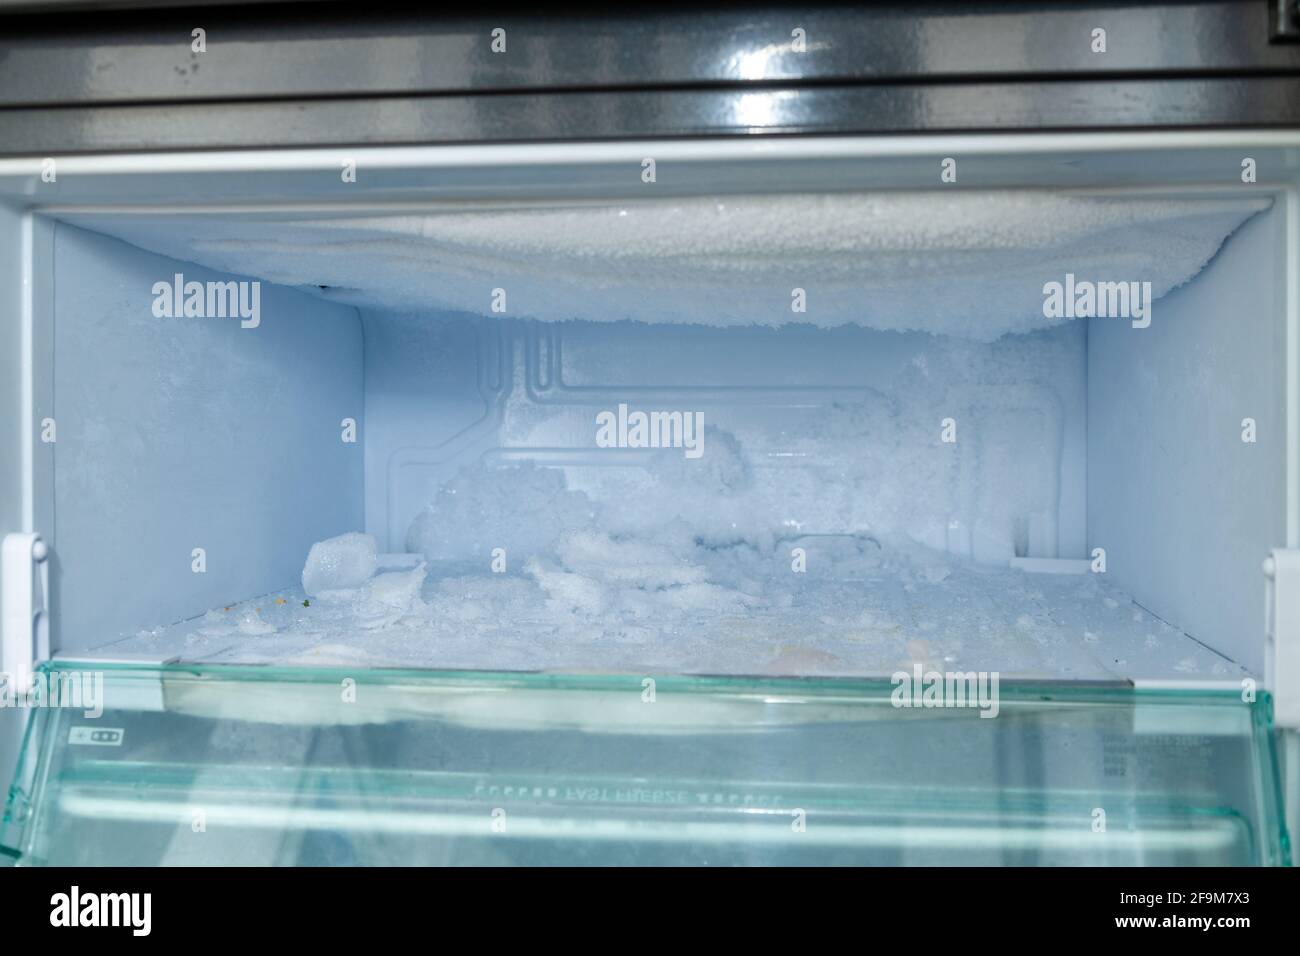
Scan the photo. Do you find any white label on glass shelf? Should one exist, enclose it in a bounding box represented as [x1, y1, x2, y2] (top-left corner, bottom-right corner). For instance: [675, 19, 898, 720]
[68, 726, 124, 747]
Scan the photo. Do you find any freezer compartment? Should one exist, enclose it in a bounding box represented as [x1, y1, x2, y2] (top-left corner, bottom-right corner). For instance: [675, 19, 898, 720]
[32, 185, 1287, 683]
[0, 662, 1287, 866]
[0, 136, 1296, 869]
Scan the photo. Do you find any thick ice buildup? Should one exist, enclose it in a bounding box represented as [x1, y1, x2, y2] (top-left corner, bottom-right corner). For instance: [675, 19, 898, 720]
[407, 461, 596, 571]
[119, 527, 1242, 681]
[77, 193, 1270, 340]
[302, 532, 379, 597]
[555, 530, 712, 590]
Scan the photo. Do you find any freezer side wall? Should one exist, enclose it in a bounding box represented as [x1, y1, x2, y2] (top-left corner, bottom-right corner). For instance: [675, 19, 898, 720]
[1088, 208, 1285, 675]
[49, 223, 365, 653]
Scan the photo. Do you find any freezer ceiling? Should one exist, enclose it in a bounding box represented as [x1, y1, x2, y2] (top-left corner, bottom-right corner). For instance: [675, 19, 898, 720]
[68, 192, 1269, 339]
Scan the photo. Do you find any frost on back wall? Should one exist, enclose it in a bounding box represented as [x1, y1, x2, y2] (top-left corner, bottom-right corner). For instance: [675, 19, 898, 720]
[402, 320, 1086, 572]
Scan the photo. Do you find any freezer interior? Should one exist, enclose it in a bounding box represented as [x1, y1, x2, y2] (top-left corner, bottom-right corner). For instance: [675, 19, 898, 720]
[1, 169, 1292, 865]
[39, 190, 1286, 683]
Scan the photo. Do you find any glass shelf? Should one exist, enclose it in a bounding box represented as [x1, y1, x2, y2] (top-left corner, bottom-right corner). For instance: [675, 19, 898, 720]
[2, 662, 1289, 866]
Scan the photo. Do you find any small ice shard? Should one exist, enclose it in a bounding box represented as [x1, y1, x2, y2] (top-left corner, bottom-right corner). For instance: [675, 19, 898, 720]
[367, 562, 427, 611]
[237, 608, 276, 636]
[302, 532, 379, 597]
[525, 558, 605, 615]
[196, 607, 237, 637]
[354, 562, 428, 630]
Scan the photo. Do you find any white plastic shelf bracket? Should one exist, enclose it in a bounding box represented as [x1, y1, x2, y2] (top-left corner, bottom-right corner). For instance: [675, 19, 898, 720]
[1, 532, 50, 696]
[1264, 548, 1300, 729]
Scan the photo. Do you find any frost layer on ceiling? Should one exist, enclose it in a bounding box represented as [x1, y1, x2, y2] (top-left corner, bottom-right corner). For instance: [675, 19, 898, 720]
[73, 192, 1270, 340]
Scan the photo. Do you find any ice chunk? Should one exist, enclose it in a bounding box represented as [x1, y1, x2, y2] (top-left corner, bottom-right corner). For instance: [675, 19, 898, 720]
[302, 532, 379, 597]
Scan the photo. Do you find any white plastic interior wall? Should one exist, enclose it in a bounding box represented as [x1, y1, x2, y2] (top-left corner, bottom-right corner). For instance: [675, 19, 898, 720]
[0, 134, 1297, 691]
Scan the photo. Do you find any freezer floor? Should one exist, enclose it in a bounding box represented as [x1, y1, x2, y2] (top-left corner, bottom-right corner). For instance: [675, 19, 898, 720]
[101, 545, 1244, 682]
